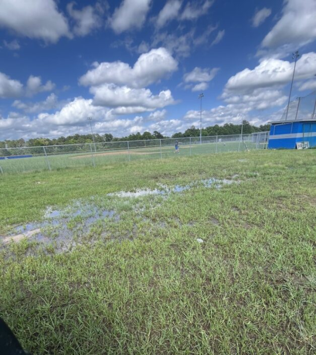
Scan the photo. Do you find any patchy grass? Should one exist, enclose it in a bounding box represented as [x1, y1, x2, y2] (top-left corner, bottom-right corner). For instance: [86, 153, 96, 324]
[0, 150, 316, 354]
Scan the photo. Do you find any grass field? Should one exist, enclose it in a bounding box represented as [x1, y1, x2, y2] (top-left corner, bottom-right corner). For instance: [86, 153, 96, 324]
[0, 150, 315, 354]
[0, 140, 263, 174]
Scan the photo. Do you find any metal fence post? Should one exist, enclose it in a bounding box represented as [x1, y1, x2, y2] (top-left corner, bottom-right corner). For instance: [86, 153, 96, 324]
[189, 137, 192, 156]
[295, 97, 301, 121]
[127, 141, 131, 161]
[43, 146, 51, 171]
[90, 143, 95, 167]
[160, 139, 162, 159]
[312, 99, 316, 120]
[216, 135, 218, 153]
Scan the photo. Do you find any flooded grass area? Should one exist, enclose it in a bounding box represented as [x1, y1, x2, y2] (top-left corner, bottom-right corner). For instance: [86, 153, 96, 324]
[0, 151, 316, 354]
[1, 177, 239, 254]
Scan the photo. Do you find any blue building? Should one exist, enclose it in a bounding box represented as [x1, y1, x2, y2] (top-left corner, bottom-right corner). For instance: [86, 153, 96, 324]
[268, 119, 316, 149]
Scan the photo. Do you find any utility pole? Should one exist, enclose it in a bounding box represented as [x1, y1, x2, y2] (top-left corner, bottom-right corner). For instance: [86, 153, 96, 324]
[88, 117, 96, 152]
[285, 51, 300, 120]
[199, 93, 204, 144]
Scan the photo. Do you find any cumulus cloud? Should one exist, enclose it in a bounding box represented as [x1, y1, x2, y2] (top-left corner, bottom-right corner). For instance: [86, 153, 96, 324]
[225, 52, 316, 93]
[0, 72, 23, 98]
[156, 0, 182, 28]
[0, 0, 70, 43]
[148, 109, 167, 121]
[112, 106, 152, 115]
[299, 79, 316, 92]
[26, 76, 55, 96]
[110, 0, 152, 34]
[262, 0, 316, 50]
[252, 8, 271, 27]
[183, 67, 219, 92]
[80, 48, 178, 88]
[192, 82, 209, 92]
[3, 40, 20, 50]
[0, 72, 55, 99]
[211, 30, 225, 46]
[38, 97, 111, 126]
[12, 93, 64, 114]
[90, 84, 175, 109]
[0, 97, 162, 140]
[67, 2, 102, 36]
[223, 88, 288, 111]
[184, 67, 219, 83]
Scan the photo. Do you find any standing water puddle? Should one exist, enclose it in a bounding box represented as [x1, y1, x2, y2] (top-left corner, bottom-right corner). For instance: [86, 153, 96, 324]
[109, 178, 238, 198]
[2, 177, 238, 249]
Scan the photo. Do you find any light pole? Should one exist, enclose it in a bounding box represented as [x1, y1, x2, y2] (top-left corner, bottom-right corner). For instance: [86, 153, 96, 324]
[198, 93, 204, 144]
[285, 51, 300, 120]
[88, 117, 96, 152]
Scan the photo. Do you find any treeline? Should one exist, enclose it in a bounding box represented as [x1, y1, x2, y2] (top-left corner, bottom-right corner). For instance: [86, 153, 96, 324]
[172, 121, 270, 138]
[0, 121, 270, 148]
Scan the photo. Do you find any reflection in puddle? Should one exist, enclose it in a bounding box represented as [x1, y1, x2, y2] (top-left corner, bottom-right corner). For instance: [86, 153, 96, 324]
[2, 177, 239, 252]
[110, 178, 238, 198]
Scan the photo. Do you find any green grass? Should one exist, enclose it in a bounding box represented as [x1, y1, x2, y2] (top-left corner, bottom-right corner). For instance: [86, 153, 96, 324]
[0, 140, 263, 174]
[0, 150, 315, 354]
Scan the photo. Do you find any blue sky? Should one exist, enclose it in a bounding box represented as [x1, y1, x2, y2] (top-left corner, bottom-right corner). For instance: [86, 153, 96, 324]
[0, 0, 316, 140]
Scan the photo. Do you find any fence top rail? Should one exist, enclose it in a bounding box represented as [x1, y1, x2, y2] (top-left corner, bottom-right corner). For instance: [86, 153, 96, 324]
[0, 132, 269, 152]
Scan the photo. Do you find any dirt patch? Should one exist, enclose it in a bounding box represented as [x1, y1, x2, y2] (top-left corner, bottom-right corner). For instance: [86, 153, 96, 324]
[210, 217, 220, 225]
[71, 146, 191, 159]
[3, 229, 41, 244]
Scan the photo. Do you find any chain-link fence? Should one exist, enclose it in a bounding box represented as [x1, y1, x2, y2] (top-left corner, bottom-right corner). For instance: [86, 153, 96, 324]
[280, 90, 316, 121]
[0, 132, 269, 174]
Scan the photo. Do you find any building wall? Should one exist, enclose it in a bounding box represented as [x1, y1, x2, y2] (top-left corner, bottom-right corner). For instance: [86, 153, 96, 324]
[268, 121, 316, 149]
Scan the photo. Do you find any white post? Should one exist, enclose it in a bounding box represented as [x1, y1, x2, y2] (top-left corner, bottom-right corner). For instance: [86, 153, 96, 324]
[43, 146, 51, 171]
[160, 139, 162, 159]
[127, 141, 131, 161]
[295, 97, 301, 121]
[90, 143, 95, 167]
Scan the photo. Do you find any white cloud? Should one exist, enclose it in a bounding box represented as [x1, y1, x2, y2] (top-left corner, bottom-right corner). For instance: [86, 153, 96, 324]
[192, 82, 209, 92]
[223, 88, 288, 111]
[37, 97, 112, 126]
[80, 48, 177, 88]
[225, 52, 316, 93]
[180, 0, 213, 21]
[112, 106, 152, 115]
[0, 72, 23, 98]
[137, 41, 150, 53]
[67, 2, 102, 36]
[0, 98, 159, 140]
[148, 119, 186, 136]
[211, 30, 225, 46]
[183, 67, 219, 92]
[184, 67, 219, 83]
[156, 0, 182, 28]
[252, 8, 271, 27]
[0, 72, 55, 99]
[0, 0, 70, 43]
[299, 79, 316, 92]
[12, 93, 64, 114]
[26, 76, 55, 96]
[3, 39, 20, 50]
[148, 109, 167, 121]
[262, 0, 316, 49]
[110, 0, 152, 34]
[152, 26, 216, 58]
[90, 84, 175, 109]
